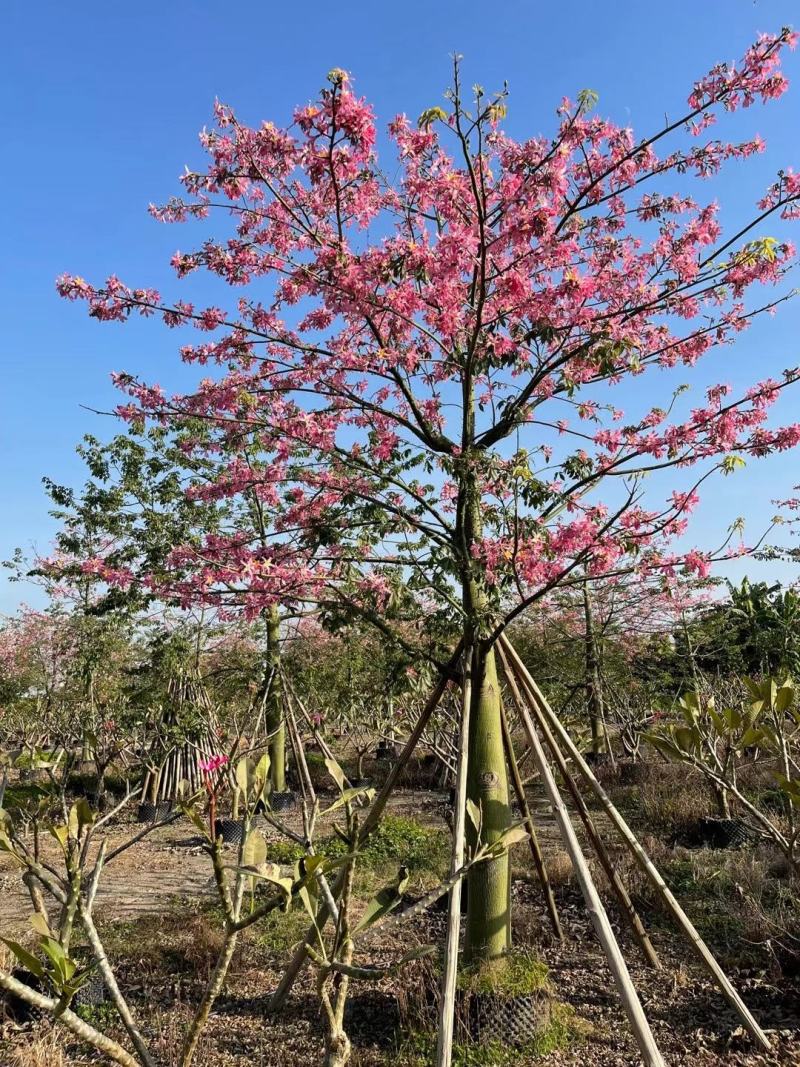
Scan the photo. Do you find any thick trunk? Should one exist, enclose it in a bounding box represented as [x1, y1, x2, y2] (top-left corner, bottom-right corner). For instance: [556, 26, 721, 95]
[583, 583, 604, 756]
[266, 606, 286, 792]
[713, 783, 731, 819]
[465, 643, 511, 961]
[323, 1031, 351, 1067]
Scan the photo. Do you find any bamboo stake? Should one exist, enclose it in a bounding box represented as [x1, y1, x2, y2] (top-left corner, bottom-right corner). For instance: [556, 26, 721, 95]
[283, 684, 317, 806]
[498, 647, 658, 968]
[500, 635, 771, 1053]
[269, 648, 460, 1011]
[497, 646, 665, 1067]
[498, 695, 563, 942]
[286, 677, 346, 773]
[436, 642, 472, 1067]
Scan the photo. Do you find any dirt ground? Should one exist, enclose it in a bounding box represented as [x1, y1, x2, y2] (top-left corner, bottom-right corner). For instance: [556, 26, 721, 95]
[1, 788, 799, 1066]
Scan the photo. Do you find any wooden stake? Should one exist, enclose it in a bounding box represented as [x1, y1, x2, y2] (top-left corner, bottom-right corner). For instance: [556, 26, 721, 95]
[436, 641, 472, 1067]
[283, 682, 317, 806]
[498, 695, 563, 942]
[498, 646, 658, 968]
[497, 644, 666, 1067]
[500, 635, 772, 1054]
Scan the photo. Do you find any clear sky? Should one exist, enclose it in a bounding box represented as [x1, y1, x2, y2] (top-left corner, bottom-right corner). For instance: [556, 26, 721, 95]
[2, 0, 800, 613]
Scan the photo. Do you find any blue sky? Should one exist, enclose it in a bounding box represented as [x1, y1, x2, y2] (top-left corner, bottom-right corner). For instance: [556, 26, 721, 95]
[2, 0, 800, 613]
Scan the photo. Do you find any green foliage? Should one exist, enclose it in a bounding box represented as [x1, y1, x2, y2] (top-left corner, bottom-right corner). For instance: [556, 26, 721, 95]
[322, 815, 448, 874]
[396, 1003, 580, 1064]
[457, 951, 550, 997]
[251, 906, 310, 956]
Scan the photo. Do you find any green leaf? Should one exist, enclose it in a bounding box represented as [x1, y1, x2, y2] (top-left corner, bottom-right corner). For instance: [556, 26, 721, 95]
[738, 725, 765, 750]
[254, 752, 270, 798]
[466, 798, 482, 836]
[0, 938, 45, 979]
[577, 88, 599, 112]
[242, 829, 267, 869]
[707, 706, 727, 737]
[673, 725, 700, 755]
[30, 913, 51, 938]
[70, 798, 95, 836]
[179, 803, 210, 840]
[417, 106, 448, 129]
[320, 785, 374, 815]
[237, 860, 294, 909]
[235, 756, 253, 798]
[643, 734, 679, 760]
[490, 823, 530, 854]
[775, 684, 795, 713]
[49, 824, 69, 849]
[353, 866, 410, 934]
[324, 757, 346, 793]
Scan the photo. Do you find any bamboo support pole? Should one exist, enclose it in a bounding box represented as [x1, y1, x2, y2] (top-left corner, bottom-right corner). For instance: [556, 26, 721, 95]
[498, 646, 658, 968]
[498, 695, 563, 942]
[435, 642, 472, 1067]
[283, 684, 317, 806]
[500, 634, 771, 1053]
[269, 649, 459, 1011]
[497, 645, 665, 1067]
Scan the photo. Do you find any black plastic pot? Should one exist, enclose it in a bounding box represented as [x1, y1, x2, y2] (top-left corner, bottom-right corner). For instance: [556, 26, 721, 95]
[3, 968, 44, 1022]
[675, 815, 753, 850]
[214, 818, 245, 845]
[616, 759, 648, 785]
[456, 989, 551, 1046]
[271, 790, 297, 812]
[374, 740, 399, 760]
[137, 801, 173, 823]
[583, 751, 610, 767]
[697, 816, 752, 849]
[74, 971, 106, 1009]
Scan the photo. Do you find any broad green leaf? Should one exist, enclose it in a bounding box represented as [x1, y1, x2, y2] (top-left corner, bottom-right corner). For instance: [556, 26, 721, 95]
[179, 803, 210, 840]
[673, 725, 699, 755]
[397, 944, 437, 965]
[295, 855, 328, 884]
[739, 725, 765, 750]
[242, 830, 267, 869]
[254, 752, 270, 783]
[775, 685, 795, 713]
[324, 757, 346, 793]
[49, 824, 69, 849]
[491, 823, 530, 853]
[643, 734, 679, 759]
[235, 757, 252, 798]
[67, 800, 94, 840]
[320, 785, 374, 816]
[236, 860, 294, 908]
[466, 798, 482, 836]
[0, 938, 45, 979]
[707, 706, 727, 737]
[354, 866, 410, 934]
[30, 913, 51, 938]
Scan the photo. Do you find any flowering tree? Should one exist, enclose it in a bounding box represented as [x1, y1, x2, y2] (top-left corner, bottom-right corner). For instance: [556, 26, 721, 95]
[512, 569, 711, 756]
[59, 29, 800, 963]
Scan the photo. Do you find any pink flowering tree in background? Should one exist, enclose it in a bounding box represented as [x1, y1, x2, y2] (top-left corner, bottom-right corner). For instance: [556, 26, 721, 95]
[58, 28, 800, 964]
[511, 568, 713, 759]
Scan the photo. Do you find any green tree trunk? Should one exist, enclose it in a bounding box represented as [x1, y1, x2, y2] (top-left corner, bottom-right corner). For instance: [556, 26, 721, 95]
[583, 583, 604, 757]
[465, 642, 511, 961]
[266, 606, 286, 793]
